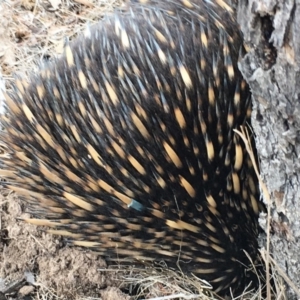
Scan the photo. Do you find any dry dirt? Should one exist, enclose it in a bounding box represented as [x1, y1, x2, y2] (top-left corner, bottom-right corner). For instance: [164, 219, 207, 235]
[0, 192, 132, 299]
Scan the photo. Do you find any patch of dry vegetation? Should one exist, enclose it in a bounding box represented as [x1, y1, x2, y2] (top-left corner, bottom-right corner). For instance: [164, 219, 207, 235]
[0, 0, 124, 81]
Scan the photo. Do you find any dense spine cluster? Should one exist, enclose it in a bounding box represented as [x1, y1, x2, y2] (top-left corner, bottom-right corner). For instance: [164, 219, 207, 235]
[0, 0, 263, 296]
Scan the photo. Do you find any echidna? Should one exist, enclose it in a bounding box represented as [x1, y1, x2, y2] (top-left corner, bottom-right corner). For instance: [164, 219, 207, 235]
[0, 0, 264, 296]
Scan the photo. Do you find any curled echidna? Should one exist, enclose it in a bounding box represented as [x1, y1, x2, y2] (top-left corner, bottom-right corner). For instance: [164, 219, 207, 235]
[0, 0, 264, 296]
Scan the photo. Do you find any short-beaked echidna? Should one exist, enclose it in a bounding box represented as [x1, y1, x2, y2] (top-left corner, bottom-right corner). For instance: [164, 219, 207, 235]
[0, 0, 264, 296]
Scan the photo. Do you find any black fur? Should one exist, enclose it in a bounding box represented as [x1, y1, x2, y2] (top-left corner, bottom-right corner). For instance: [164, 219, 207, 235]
[0, 0, 263, 296]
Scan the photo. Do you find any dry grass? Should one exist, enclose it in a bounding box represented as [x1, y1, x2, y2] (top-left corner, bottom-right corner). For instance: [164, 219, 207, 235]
[0, 0, 124, 83]
[0, 0, 297, 299]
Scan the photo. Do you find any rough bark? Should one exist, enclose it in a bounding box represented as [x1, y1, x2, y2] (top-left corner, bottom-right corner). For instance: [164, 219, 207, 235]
[237, 0, 300, 298]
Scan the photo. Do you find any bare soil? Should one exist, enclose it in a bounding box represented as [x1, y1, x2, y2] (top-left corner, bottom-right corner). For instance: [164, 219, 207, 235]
[0, 192, 132, 299]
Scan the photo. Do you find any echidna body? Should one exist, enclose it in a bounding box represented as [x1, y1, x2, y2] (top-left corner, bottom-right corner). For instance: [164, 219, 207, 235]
[0, 0, 262, 295]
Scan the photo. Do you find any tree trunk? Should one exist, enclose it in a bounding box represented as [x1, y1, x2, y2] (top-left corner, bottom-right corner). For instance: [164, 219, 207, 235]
[237, 1, 300, 298]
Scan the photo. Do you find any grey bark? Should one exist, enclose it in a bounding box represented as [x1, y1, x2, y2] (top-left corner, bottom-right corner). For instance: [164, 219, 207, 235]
[237, 0, 300, 298]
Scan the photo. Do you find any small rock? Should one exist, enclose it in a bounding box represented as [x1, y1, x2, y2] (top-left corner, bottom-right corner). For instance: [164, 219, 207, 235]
[18, 285, 34, 297]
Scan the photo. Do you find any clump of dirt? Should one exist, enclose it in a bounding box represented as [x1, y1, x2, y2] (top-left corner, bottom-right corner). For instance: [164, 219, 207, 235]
[0, 191, 130, 299]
